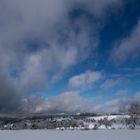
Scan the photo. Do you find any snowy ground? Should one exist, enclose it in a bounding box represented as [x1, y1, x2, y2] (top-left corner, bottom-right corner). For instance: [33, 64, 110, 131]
[0, 130, 140, 140]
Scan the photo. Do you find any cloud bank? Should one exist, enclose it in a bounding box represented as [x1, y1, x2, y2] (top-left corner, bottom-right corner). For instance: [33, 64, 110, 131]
[23, 91, 89, 114]
[93, 92, 140, 113]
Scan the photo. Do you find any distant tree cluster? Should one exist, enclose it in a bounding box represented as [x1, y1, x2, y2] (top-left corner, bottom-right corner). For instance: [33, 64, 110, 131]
[119, 102, 140, 129]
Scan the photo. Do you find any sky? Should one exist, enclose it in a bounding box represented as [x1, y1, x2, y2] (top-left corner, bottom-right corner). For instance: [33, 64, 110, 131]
[0, 0, 140, 115]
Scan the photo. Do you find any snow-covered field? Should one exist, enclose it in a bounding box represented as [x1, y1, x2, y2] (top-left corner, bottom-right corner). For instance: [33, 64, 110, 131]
[0, 130, 140, 140]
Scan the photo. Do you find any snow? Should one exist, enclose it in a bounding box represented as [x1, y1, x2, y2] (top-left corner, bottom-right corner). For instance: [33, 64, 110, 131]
[99, 125, 106, 129]
[0, 130, 140, 140]
[88, 115, 130, 121]
[88, 124, 94, 129]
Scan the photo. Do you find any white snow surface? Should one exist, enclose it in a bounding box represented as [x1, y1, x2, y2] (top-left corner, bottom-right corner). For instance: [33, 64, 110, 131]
[88, 115, 130, 121]
[0, 130, 140, 140]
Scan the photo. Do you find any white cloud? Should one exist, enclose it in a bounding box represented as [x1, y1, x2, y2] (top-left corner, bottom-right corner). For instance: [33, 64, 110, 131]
[69, 70, 102, 89]
[18, 45, 79, 92]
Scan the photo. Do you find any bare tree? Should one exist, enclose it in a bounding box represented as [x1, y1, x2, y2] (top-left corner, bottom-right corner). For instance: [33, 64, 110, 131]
[128, 102, 140, 116]
[128, 102, 140, 129]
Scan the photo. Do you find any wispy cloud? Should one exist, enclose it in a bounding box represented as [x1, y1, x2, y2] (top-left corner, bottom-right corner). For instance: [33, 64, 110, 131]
[69, 70, 102, 89]
[101, 78, 123, 89]
[111, 20, 140, 64]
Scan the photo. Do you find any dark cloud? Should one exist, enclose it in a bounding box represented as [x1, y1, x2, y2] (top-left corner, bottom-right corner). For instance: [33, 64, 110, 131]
[0, 74, 22, 114]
